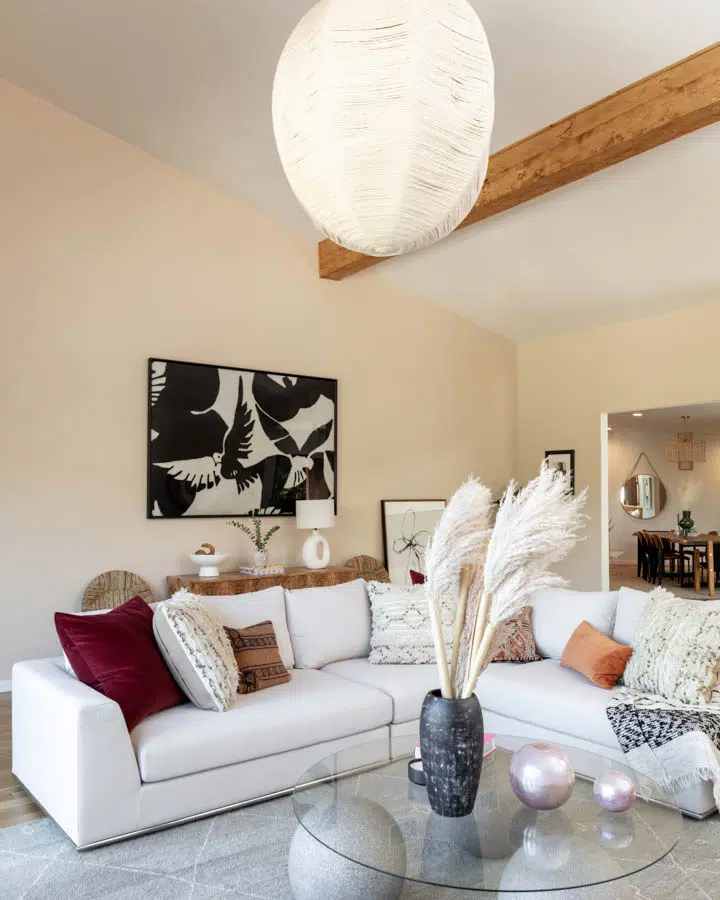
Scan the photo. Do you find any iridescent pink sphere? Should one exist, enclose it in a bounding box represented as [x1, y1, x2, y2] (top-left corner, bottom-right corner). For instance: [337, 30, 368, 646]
[593, 770, 636, 812]
[509, 743, 575, 810]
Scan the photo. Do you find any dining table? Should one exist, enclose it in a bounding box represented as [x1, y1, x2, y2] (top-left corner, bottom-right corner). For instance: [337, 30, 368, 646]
[644, 531, 717, 597]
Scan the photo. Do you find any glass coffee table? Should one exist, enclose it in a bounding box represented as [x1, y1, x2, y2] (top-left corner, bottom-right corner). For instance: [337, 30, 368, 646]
[290, 735, 682, 897]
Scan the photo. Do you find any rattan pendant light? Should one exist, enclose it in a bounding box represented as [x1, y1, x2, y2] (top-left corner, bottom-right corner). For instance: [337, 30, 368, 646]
[272, 0, 495, 257]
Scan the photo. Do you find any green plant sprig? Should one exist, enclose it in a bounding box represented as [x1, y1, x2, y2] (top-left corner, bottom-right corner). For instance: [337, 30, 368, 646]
[228, 518, 280, 551]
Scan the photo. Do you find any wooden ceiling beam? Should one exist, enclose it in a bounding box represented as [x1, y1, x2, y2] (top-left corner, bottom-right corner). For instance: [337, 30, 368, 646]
[318, 42, 720, 281]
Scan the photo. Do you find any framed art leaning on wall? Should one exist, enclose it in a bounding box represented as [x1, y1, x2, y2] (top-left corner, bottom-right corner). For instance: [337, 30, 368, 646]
[148, 358, 337, 518]
[381, 499, 446, 585]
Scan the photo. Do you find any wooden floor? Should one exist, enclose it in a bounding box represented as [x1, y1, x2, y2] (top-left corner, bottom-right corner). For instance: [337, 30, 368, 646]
[0, 694, 44, 828]
[610, 563, 714, 600]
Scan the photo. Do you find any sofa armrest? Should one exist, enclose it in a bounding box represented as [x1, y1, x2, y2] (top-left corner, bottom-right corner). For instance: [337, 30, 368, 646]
[12, 658, 141, 846]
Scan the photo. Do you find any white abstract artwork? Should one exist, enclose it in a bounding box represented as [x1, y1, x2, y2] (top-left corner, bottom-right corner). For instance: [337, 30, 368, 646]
[381, 499, 447, 585]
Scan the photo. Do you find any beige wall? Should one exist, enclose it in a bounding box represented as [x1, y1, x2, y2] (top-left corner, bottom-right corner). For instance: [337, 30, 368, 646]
[0, 81, 517, 682]
[518, 305, 720, 589]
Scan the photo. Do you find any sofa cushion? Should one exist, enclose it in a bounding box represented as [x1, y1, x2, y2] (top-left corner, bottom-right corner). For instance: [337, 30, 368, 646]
[284, 579, 371, 669]
[561, 621, 632, 689]
[131, 668, 392, 782]
[55, 597, 185, 731]
[367, 581, 454, 664]
[154, 595, 238, 712]
[529, 589, 618, 659]
[615, 587, 720, 649]
[623, 588, 720, 705]
[492, 606, 541, 662]
[613, 587, 650, 646]
[322, 658, 439, 724]
[201, 587, 295, 670]
[224, 621, 290, 694]
[475, 658, 618, 748]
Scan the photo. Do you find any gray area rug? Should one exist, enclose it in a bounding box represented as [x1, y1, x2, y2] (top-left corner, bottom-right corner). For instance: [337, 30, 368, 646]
[1, 798, 719, 900]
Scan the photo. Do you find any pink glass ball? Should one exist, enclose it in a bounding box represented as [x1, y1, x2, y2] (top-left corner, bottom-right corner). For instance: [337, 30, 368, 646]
[509, 743, 575, 810]
[593, 770, 637, 812]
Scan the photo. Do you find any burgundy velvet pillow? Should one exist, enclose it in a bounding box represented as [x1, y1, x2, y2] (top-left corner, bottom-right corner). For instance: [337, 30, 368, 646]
[55, 596, 185, 731]
[410, 570, 426, 585]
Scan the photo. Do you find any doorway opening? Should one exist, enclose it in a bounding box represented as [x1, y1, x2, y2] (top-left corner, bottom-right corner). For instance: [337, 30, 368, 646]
[604, 402, 720, 599]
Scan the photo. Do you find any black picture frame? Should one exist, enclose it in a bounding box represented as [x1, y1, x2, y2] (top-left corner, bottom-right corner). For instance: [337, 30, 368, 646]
[147, 358, 338, 518]
[544, 449, 576, 494]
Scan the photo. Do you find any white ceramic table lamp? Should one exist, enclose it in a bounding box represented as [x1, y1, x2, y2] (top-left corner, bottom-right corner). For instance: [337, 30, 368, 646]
[296, 499, 335, 569]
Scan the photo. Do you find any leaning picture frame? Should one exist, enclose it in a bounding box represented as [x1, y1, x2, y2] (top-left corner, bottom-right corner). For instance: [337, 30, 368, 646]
[381, 499, 447, 585]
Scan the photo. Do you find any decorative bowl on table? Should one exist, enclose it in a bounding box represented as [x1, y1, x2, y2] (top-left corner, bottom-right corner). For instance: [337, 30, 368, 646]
[189, 552, 228, 577]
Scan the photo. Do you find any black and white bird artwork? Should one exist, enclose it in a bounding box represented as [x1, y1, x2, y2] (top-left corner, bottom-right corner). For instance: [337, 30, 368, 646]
[148, 359, 336, 518]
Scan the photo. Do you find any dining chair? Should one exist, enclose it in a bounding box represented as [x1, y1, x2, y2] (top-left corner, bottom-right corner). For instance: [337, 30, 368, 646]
[635, 532, 651, 581]
[639, 532, 657, 583]
[660, 536, 682, 583]
[649, 533, 667, 585]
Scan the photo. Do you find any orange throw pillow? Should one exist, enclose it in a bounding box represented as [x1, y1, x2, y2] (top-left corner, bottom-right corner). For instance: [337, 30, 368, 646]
[561, 621, 632, 689]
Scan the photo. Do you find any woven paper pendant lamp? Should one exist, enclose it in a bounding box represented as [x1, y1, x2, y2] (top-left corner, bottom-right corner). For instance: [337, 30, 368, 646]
[272, 0, 494, 258]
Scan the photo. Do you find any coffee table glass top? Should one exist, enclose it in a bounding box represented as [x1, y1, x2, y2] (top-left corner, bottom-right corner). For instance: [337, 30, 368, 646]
[292, 735, 682, 893]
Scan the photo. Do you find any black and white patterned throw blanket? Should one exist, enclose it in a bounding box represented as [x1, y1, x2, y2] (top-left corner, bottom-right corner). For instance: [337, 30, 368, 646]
[607, 687, 720, 805]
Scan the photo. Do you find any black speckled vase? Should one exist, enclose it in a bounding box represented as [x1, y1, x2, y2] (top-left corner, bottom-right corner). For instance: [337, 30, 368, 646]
[419, 689, 484, 818]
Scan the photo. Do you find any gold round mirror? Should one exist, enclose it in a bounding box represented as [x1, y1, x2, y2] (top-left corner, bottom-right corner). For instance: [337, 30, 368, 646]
[620, 474, 667, 520]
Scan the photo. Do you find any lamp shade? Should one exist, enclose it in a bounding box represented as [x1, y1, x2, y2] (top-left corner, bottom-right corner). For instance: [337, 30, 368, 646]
[296, 499, 335, 531]
[272, 0, 494, 257]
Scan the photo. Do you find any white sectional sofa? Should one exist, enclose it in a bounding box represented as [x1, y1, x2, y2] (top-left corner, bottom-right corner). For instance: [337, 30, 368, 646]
[11, 580, 717, 849]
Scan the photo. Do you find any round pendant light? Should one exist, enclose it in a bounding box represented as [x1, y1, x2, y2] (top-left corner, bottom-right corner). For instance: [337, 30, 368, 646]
[272, 0, 494, 258]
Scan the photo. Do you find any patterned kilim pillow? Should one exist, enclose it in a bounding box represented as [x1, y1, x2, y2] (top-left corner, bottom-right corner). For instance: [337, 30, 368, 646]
[623, 587, 720, 705]
[224, 621, 291, 694]
[491, 605, 541, 662]
[153, 590, 239, 711]
[367, 581, 454, 664]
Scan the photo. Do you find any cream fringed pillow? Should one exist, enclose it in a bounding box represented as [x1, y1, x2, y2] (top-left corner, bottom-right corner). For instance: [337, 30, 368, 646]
[154, 590, 239, 711]
[623, 587, 720, 705]
[367, 581, 454, 664]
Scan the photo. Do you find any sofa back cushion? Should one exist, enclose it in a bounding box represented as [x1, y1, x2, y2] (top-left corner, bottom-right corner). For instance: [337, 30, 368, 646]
[529, 588, 618, 660]
[202, 586, 295, 670]
[285, 579, 371, 669]
[613, 586, 651, 646]
[55, 596, 185, 730]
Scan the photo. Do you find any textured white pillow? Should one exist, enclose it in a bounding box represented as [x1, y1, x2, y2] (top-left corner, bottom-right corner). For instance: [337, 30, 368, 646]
[623, 587, 720, 705]
[153, 591, 238, 712]
[613, 587, 651, 646]
[285, 579, 371, 669]
[367, 581, 453, 665]
[202, 586, 295, 670]
[529, 588, 618, 660]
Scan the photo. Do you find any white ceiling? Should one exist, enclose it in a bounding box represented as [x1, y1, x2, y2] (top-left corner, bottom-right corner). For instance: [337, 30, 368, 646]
[1, 1, 719, 341]
[609, 403, 720, 436]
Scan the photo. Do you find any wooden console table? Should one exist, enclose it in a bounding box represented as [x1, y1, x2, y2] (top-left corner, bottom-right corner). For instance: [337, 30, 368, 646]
[167, 566, 356, 597]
